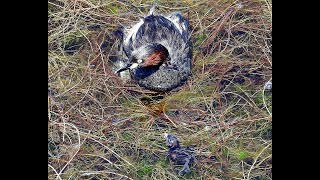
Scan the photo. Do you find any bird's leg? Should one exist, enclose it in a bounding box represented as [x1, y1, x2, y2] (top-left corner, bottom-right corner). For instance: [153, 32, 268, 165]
[165, 149, 172, 161]
[165, 153, 171, 162]
[179, 158, 190, 176]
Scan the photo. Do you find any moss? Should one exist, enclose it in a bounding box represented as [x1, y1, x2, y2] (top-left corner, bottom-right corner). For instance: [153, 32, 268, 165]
[238, 151, 249, 160]
[107, 5, 119, 14]
[156, 158, 169, 168]
[137, 164, 153, 178]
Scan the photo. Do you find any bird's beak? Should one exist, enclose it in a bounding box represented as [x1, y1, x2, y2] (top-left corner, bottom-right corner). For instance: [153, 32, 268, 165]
[164, 133, 168, 139]
[129, 63, 139, 69]
[115, 66, 129, 74]
[115, 63, 139, 74]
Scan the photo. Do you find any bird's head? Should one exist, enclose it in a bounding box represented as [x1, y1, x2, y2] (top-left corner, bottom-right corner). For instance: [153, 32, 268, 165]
[164, 133, 180, 149]
[116, 43, 169, 74]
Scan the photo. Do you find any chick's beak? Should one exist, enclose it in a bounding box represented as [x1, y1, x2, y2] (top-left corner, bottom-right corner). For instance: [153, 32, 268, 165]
[164, 133, 169, 139]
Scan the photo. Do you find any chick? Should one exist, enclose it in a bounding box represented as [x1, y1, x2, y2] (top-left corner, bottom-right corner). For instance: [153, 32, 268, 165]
[164, 133, 195, 176]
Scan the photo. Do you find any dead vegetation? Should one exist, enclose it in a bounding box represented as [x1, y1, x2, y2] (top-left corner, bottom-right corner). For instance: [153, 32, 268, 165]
[48, 0, 272, 179]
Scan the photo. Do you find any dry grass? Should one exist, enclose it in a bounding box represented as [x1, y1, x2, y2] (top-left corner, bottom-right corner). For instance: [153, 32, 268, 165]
[48, 0, 272, 179]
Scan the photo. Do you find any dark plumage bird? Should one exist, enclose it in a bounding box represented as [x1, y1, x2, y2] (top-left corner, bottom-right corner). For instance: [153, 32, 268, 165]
[116, 6, 192, 91]
[164, 133, 195, 176]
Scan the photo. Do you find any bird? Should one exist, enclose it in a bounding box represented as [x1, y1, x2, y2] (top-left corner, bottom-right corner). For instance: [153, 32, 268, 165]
[163, 133, 195, 176]
[115, 5, 192, 92]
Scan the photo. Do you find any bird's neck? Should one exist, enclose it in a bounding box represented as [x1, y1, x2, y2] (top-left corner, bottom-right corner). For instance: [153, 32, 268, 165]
[142, 49, 168, 67]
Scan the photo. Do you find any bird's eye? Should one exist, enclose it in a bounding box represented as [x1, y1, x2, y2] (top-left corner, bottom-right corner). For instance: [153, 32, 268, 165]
[137, 59, 142, 63]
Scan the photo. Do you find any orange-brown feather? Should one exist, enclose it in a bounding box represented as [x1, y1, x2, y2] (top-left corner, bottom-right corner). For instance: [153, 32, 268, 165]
[142, 50, 167, 67]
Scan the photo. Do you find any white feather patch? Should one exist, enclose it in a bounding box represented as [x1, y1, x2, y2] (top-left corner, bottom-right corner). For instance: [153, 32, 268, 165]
[165, 15, 183, 34]
[164, 133, 168, 138]
[124, 19, 144, 46]
[129, 63, 138, 69]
